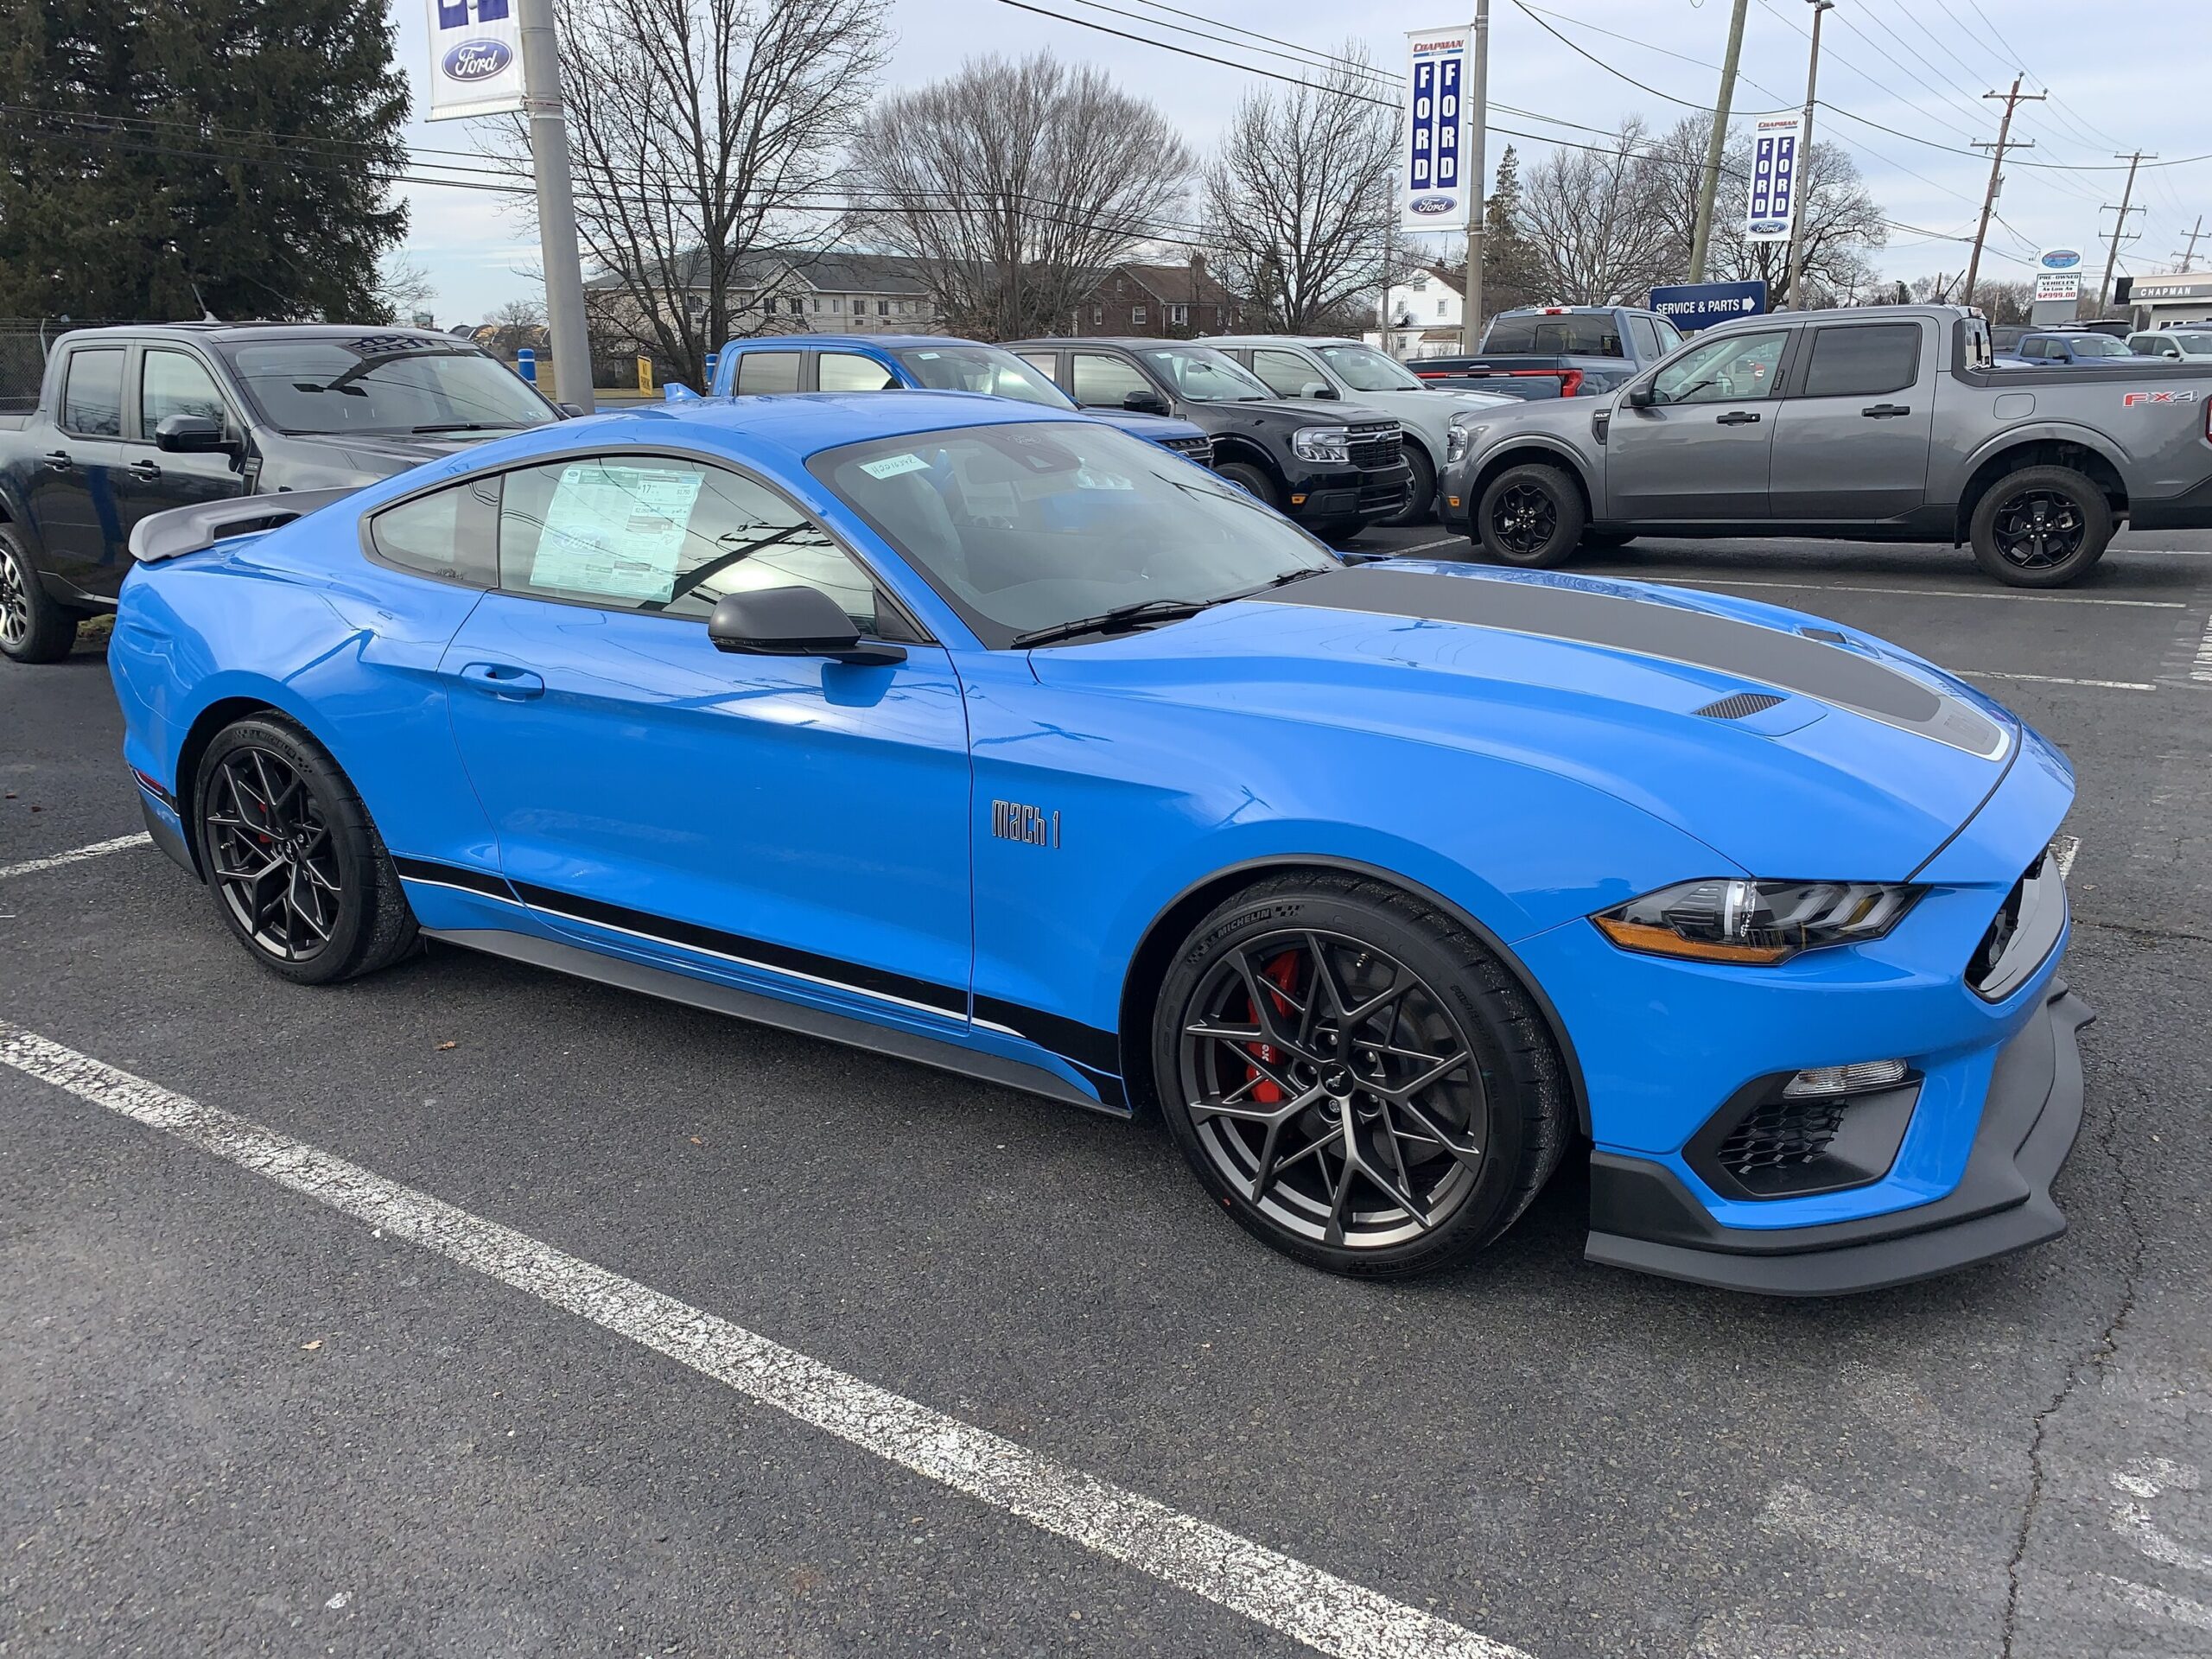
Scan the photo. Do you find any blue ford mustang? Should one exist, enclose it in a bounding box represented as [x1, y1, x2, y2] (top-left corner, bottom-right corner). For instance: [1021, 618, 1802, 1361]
[108, 391, 2088, 1292]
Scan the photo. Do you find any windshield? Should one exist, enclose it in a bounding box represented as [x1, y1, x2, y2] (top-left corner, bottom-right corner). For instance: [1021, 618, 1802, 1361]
[1314, 344, 1427, 392]
[219, 337, 553, 435]
[812, 422, 1335, 648]
[2135, 332, 2212, 355]
[1135, 346, 1274, 402]
[890, 345, 1075, 410]
[2063, 334, 2131, 358]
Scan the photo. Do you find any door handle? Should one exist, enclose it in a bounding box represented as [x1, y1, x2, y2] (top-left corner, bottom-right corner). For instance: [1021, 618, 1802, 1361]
[1861, 404, 1911, 418]
[457, 661, 544, 699]
[41, 449, 72, 471]
[1714, 410, 1762, 425]
[128, 458, 162, 478]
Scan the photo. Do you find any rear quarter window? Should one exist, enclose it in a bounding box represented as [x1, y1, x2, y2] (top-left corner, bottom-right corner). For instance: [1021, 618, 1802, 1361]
[367, 478, 499, 587]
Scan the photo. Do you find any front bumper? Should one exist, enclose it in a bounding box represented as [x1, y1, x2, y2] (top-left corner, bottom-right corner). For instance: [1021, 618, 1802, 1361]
[1586, 981, 2092, 1295]
[1286, 460, 1412, 524]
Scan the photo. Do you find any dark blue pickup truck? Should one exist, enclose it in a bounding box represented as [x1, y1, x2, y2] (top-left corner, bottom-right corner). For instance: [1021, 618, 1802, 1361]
[1408, 305, 1684, 399]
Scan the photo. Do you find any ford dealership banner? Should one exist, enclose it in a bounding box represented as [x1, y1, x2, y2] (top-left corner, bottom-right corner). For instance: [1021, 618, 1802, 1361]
[1744, 114, 1803, 245]
[426, 0, 525, 121]
[1400, 29, 1471, 235]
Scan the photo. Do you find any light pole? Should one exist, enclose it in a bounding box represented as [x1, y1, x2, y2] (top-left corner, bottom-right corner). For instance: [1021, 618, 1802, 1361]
[518, 0, 594, 412]
[1779, 0, 1833, 312]
[1688, 0, 1750, 284]
[1461, 0, 1491, 349]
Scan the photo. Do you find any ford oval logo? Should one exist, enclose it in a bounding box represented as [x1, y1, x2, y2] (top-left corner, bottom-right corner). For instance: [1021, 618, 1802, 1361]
[2039, 248, 2083, 270]
[442, 39, 512, 82]
[1409, 194, 1457, 216]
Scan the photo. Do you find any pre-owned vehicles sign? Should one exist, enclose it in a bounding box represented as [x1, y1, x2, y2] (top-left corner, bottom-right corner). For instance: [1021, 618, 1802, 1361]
[425, 0, 524, 121]
[1400, 30, 1471, 234]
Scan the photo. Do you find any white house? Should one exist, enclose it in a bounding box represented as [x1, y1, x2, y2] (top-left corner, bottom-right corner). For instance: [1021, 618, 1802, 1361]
[1373, 265, 1467, 359]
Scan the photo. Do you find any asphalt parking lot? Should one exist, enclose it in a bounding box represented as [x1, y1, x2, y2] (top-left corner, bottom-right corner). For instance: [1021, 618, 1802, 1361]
[4, 526, 2210, 1659]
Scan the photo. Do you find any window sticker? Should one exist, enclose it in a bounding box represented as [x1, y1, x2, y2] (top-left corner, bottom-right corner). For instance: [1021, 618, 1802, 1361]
[859, 452, 931, 480]
[529, 463, 703, 601]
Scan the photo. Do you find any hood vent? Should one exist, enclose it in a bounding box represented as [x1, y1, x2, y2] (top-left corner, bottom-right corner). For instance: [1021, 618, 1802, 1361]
[1694, 691, 1786, 721]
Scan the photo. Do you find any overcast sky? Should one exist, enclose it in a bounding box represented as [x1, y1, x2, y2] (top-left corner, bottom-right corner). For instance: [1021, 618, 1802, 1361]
[390, 0, 2211, 324]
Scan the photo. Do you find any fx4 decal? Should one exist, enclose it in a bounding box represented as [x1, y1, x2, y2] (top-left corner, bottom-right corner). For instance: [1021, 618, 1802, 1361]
[2122, 389, 2200, 406]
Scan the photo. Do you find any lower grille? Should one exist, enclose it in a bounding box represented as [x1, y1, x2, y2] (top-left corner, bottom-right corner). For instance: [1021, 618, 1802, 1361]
[1716, 1096, 1850, 1183]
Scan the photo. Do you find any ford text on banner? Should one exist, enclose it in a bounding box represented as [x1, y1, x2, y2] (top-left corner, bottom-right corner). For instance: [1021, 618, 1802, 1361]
[425, 0, 525, 121]
[1745, 114, 1802, 245]
[1401, 30, 1471, 234]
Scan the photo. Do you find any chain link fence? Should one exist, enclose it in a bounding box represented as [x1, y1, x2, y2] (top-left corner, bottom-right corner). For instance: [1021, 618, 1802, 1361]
[0, 319, 146, 412]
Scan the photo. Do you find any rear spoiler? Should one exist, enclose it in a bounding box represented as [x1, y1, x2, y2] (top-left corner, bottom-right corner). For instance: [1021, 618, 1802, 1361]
[128, 488, 360, 563]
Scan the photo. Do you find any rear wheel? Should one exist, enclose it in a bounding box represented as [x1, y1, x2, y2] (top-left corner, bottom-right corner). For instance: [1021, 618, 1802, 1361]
[1969, 465, 2112, 588]
[1475, 462, 1586, 569]
[1153, 873, 1568, 1278]
[1376, 444, 1437, 527]
[0, 528, 82, 664]
[193, 715, 418, 986]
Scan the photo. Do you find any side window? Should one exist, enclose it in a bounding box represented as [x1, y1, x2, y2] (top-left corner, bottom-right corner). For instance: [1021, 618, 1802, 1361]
[1016, 352, 1061, 385]
[734, 352, 803, 394]
[1249, 349, 1318, 397]
[368, 477, 499, 587]
[1800, 323, 1920, 397]
[141, 350, 231, 435]
[817, 352, 899, 391]
[1653, 316, 1684, 353]
[1649, 329, 1789, 404]
[60, 348, 125, 436]
[1069, 352, 1149, 408]
[1628, 316, 1661, 359]
[496, 454, 883, 631]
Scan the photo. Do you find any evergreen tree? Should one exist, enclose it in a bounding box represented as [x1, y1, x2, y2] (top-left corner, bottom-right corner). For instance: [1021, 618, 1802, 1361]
[1478, 146, 1541, 317]
[0, 0, 410, 321]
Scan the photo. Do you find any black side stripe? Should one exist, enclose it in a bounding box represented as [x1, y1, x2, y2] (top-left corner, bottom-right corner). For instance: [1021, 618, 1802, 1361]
[392, 855, 519, 902]
[975, 996, 1122, 1077]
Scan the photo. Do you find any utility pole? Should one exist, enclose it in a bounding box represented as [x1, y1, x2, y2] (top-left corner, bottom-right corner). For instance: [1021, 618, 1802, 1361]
[2098, 150, 2154, 314]
[2178, 216, 2207, 272]
[1778, 0, 1833, 311]
[1688, 0, 1750, 284]
[1462, 0, 1491, 350]
[518, 0, 594, 413]
[1964, 76, 2042, 307]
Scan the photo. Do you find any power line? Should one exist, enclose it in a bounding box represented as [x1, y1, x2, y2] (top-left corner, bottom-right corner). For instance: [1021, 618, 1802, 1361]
[1963, 76, 2041, 304]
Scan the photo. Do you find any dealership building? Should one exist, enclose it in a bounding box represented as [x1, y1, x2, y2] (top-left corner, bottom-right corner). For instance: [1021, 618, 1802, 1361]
[2126, 270, 2212, 329]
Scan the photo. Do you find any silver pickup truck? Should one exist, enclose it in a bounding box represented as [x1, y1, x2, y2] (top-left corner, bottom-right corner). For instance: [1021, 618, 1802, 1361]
[1439, 304, 2212, 586]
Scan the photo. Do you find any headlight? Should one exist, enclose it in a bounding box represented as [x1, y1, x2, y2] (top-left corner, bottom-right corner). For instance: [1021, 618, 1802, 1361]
[1446, 420, 1487, 463]
[1591, 879, 1924, 964]
[1291, 424, 1351, 464]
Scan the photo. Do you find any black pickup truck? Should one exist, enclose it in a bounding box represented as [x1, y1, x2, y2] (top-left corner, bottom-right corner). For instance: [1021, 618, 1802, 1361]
[1409, 304, 1684, 400]
[0, 322, 562, 662]
[1003, 337, 1412, 538]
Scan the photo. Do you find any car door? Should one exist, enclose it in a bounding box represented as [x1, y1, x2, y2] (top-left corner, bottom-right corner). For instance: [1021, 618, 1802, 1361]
[1604, 327, 1790, 521]
[108, 346, 251, 591]
[23, 343, 130, 590]
[1766, 319, 1933, 522]
[816, 350, 902, 391]
[440, 448, 975, 1027]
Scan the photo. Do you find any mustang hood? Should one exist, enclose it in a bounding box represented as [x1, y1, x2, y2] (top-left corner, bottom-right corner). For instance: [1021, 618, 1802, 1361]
[1032, 562, 2032, 882]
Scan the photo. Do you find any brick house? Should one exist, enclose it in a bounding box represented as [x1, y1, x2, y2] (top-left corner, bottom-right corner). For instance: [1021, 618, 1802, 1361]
[1072, 257, 1241, 338]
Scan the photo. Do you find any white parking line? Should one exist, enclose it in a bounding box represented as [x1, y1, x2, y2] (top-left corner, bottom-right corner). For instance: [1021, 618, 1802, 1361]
[2054, 836, 2081, 881]
[1384, 536, 1468, 556]
[0, 833, 151, 881]
[0, 1020, 1534, 1659]
[2192, 609, 2212, 683]
[1959, 670, 2158, 691]
[1645, 575, 2185, 609]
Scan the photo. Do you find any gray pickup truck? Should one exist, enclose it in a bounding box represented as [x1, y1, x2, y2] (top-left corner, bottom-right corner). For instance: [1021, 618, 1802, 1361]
[1439, 304, 2212, 586]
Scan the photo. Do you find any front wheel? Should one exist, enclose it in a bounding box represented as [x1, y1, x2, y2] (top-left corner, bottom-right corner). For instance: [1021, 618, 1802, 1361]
[1376, 446, 1437, 527]
[1215, 460, 1283, 513]
[1969, 466, 2112, 588]
[194, 715, 419, 985]
[1475, 463, 1586, 569]
[1152, 874, 1568, 1278]
[0, 528, 82, 664]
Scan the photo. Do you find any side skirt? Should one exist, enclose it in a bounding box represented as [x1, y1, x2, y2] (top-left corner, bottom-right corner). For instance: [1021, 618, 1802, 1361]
[420, 925, 1124, 1117]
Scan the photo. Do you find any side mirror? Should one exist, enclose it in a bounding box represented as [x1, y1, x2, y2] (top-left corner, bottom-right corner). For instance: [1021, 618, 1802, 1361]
[1625, 383, 1656, 409]
[1121, 388, 1171, 416]
[707, 586, 906, 667]
[155, 413, 227, 454]
[1300, 381, 1341, 401]
[557, 402, 586, 417]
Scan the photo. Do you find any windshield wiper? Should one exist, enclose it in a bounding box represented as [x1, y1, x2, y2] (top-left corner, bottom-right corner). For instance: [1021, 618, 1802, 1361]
[1013, 597, 1218, 649]
[410, 421, 529, 434]
[1232, 566, 1331, 598]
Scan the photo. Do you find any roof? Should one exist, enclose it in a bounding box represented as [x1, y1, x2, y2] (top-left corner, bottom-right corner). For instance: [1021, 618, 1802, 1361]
[1199, 334, 1363, 349]
[1106, 262, 1237, 304]
[57, 323, 480, 350]
[563, 390, 1085, 461]
[717, 334, 987, 352]
[584, 249, 937, 296]
[1001, 336, 1235, 352]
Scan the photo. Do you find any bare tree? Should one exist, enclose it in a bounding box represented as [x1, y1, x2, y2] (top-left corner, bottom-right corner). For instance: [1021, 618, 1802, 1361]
[373, 256, 437, 323]
[855, 54, 1192, 340]
[488, 0, 888, 387]
[1199, 46, 1403, 334]
[1519, 120, 1674, 305]
[486, 296, 546, 329]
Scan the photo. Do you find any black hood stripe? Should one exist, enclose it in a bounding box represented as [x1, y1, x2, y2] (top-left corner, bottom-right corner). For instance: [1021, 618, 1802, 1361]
[1267, 567, 2008, 759]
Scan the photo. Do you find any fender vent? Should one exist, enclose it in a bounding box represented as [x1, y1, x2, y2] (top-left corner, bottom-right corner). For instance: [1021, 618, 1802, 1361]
[1801, 626, 1848, 645]
[1694, 691, 1785, 721]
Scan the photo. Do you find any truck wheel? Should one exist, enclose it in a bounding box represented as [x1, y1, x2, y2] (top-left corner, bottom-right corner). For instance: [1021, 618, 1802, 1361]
[0, 528, 82, 664]
[1217, 461, 1283, 512]
[1476, 463, 1586, 569]
[1376, 446, 1436, 527]
[1970, 466, 2112, 588]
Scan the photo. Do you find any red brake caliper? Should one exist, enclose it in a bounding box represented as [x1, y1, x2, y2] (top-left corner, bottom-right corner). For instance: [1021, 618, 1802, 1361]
[1244, 950, 1301, 1105]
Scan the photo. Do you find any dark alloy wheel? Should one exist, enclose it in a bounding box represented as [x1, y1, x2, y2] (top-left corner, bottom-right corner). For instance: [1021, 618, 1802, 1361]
[1376, 444, 1437, 527]
[194, 716, 419, 985]
[1968, 464, 2111, 588]
[1474, 462, 1586, 569]
[0, 528, 83, 664]
[1153, 874, 1567, 1277]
